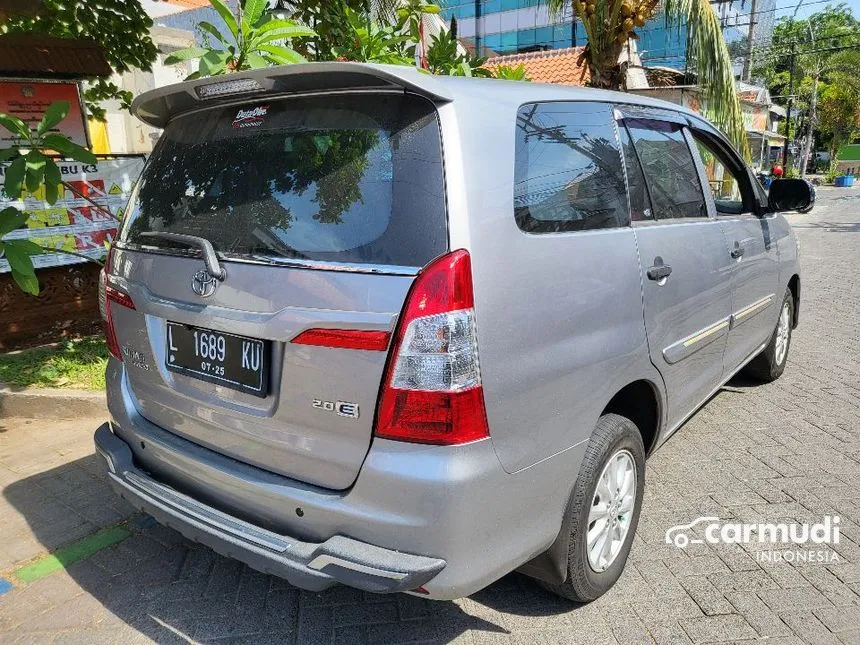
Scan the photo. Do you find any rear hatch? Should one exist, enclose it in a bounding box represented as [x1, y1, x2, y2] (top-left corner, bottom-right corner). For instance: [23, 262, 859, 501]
[108, 92, 447, 490]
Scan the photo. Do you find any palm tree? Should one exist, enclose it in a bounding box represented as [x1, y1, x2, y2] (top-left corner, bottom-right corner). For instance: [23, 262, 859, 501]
[544, 0, 749, 158]
[165, 0, 315, 78]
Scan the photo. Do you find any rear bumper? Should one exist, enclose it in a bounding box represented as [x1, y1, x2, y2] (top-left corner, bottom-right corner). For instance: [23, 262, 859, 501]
[101, 361, 583, 599]
[95, 423, 445, 594]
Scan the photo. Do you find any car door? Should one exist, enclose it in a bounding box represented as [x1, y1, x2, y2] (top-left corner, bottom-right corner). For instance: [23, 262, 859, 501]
[619, 115, 733, 430]
[688, 128, 781, 373]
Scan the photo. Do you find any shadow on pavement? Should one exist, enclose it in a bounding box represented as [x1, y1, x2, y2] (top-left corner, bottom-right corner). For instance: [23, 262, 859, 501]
[791, 221, 860, 233]
[3, 453, 582, 643]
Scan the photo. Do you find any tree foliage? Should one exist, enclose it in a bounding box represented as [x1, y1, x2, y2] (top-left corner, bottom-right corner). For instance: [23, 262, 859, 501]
[752, 4, 860, 97]
[817, 50, 860, 160]
[164, 0, 315, 78]
[425, 26, 493, 76]
[665, 0, 749, 159]
[288, 0, 405, 61]
[0, 102, 98, 295]
[752, 4, 860, 166]
[328, 5, 413, 64]
[1, 0, 158, 120]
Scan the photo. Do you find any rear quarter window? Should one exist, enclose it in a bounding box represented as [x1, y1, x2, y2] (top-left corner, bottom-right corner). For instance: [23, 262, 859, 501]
[120, 93, 447, 268]
[514, 101, 629, 233]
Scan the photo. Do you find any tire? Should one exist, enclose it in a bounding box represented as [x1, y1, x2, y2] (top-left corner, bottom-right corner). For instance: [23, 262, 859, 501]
[744, 288, 793, 383]
[538, 413, 646, 602]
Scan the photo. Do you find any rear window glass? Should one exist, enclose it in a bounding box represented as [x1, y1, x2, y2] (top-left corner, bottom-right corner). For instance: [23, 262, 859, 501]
[120, 94, 447, 268]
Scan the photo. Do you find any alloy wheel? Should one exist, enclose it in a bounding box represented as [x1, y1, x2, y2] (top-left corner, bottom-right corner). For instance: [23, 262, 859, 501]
[775, 302, 791, 366]
[586, 449, 637, 573]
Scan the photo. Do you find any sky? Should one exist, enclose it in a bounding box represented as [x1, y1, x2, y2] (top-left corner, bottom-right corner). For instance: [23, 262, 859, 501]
[788, 0, 860, 19]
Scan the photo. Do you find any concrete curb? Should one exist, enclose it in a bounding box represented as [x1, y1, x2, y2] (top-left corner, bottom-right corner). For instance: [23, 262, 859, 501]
[0, 386, 107, 419]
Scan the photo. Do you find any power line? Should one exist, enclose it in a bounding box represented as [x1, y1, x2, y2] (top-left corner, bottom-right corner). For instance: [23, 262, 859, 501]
[748, 39, 860, 59]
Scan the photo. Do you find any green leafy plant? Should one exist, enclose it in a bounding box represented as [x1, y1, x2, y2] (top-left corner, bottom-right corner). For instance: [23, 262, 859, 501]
[164, 0, 316, 79]
[824, 162, 841, 184]
[491, 64, 530, 81]
[332, 6, 412, 64]
[0, 207, 42, 295]
[426, 27, 492, 77]
[0, 100, 97, 295]
[396, 0, 441, 50]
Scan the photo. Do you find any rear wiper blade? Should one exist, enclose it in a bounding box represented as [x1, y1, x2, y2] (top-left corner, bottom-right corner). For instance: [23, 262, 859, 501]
[139, 232, 226, 280]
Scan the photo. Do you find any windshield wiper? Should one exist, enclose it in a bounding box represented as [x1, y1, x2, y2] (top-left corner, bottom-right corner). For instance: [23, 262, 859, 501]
[139, 232, 226, 280]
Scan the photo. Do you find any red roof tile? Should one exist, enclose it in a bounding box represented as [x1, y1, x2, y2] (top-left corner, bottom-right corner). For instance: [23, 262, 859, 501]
[485, 47, 590, 87]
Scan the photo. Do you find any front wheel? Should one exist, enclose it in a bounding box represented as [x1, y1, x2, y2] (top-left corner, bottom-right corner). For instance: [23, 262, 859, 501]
[539, 413, 645, 602]
[744, 288, 793, 382]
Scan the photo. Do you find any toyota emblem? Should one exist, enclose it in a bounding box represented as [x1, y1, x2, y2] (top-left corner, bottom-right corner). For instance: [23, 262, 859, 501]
[191, 269, 219, 297]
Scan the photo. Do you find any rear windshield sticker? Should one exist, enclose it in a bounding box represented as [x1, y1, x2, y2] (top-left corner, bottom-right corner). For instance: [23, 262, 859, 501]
[232, 106, 269, 129]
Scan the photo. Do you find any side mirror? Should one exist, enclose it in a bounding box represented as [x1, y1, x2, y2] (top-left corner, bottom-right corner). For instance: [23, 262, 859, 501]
[768, 179, 815, 213]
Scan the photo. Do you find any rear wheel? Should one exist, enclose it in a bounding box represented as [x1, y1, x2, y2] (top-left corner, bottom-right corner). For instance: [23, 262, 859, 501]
[744, 288, 793, 383]
[539, 413, 645, 602]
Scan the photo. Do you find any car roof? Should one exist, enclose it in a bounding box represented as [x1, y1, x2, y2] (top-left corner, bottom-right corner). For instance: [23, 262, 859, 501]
[131, 61, 704, 129]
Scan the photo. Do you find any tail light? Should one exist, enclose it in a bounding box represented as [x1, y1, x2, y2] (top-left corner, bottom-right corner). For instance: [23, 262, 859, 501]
[101, 248, 135, 360]
[375, 250, 490, 445]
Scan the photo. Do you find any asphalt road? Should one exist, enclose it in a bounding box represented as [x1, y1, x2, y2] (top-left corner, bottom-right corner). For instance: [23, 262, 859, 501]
[1, 186, 858, 644]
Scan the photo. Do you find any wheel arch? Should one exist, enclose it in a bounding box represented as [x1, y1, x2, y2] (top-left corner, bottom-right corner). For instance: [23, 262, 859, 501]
[516, 379, 663, 585]
[601, 379, 662, 456]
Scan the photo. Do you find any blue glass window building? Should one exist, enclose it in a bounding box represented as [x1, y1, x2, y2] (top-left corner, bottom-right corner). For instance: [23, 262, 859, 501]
[439, 0, 744, 70]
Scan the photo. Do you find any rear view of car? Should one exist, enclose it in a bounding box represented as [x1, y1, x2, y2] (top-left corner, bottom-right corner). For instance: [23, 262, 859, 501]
[95, 66, 518, 599]
[96, 63, 803, 603]
[106, 90, 450, 490]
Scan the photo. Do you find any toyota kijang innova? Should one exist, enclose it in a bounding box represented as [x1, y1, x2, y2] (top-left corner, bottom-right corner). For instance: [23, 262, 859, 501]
[95, 63, 812, 602]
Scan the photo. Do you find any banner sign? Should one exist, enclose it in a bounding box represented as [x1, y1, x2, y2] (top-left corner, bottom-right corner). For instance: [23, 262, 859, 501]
[0, 156, 145, 272]
[0, 81, 88, 148]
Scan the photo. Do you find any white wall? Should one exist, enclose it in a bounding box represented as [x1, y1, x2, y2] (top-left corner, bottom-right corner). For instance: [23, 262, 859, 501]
[98, 26, 195, 154]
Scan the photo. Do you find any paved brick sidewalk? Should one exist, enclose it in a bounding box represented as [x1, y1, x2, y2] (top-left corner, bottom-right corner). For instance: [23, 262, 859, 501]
[1, 188, 858, 644]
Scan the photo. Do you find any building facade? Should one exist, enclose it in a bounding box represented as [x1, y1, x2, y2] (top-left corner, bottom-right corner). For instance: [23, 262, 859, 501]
[439, 0, 763, 70]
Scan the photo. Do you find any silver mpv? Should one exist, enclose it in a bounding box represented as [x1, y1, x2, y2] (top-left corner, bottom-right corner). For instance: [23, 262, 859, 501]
[95, 63, 812, 601]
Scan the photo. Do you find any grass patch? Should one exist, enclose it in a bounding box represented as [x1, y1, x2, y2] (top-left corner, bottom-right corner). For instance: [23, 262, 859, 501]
[0, 336, 108, 391]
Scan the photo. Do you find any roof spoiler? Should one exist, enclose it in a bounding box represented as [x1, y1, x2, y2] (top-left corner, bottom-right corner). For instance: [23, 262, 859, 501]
[131, 62, 455, 128]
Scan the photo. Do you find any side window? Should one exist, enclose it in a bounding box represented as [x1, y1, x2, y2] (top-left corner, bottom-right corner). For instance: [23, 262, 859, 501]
[514, 102, 629, 233]
[625, 119, 706, 220]
[618, 124, 653, 221]
[692, 135, 748, 215]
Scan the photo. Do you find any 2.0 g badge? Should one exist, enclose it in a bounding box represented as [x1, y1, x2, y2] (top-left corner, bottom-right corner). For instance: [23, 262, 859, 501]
[312, 399, 359, 419]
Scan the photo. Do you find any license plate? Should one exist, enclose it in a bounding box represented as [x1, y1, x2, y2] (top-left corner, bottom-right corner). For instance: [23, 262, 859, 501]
[165, 323, 268, 397]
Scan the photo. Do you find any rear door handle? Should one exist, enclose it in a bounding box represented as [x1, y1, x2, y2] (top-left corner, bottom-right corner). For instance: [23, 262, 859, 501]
[730, 242, 745, 259]
[647, 263, 672, 281]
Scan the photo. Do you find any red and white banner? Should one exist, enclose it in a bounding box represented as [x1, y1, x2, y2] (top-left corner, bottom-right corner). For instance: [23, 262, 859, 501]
[0, 156, 146, 272]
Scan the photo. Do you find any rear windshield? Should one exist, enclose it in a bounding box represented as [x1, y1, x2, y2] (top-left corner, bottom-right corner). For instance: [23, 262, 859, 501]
[120, 93, 447, 268]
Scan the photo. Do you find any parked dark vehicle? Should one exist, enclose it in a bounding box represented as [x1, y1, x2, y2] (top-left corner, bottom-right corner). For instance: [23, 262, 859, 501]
[95, 63, 809, 602]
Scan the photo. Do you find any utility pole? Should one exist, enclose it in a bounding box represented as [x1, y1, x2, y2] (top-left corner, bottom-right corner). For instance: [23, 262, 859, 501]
[741, 0, 758, 81]
[474, 0, 482, 57]
[799, 20, 819, 178]
[782, 41, 796, 167]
